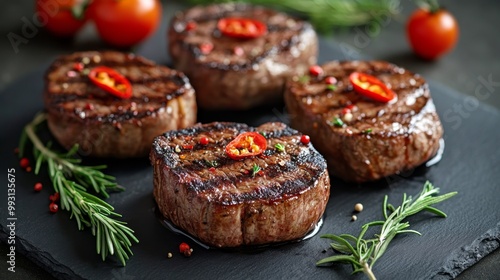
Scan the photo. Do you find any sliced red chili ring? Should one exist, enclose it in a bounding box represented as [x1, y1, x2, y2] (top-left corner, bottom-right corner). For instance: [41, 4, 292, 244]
[88, 66, 132, 99]
[225, 132, 267, 160]
[349, 72, 396, 103]
[217, 17, 267, 39]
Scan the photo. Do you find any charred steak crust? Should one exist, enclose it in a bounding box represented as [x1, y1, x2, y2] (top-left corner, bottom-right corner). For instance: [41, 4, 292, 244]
[44, 51, 197, 158]
[151, 122, 330, 247]
[168, 3, 318, 110]
[285, 60, 443, 183]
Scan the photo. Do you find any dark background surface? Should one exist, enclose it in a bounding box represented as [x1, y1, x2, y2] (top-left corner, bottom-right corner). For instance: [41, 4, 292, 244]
[1, 0, 499, 279]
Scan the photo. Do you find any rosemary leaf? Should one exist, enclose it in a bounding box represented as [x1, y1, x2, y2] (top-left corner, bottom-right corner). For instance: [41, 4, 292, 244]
[317, 181, 457, 279]
[317, 254, 360, 266]
[19, 112, 138, 266]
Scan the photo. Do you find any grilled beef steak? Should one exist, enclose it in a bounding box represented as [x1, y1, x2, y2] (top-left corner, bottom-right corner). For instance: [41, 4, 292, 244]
[151, 122, 330, 247]
[44, 51, 197, 158]
[285, 60, 443, 183]
[168, 3, 318, 110]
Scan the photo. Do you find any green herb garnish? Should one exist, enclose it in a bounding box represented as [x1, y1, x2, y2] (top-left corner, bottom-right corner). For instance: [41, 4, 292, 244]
[204, 159, 219, 168]
[19, 112, 138, 266]
[317, 181, 457, 280]
[331, 117, 344, 127]
[251, 164, 261, 177]
[326, 84, 337, 91]
[362, 128, 373, 134]
[259, 131, 267, 138]
[298, 75, 310, 84]
[275, 143, 286, 153]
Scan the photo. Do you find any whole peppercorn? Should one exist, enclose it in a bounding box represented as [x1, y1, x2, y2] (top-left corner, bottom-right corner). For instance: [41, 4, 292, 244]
[34, 183, 43, 192]
[20, 158, 30, 169]
[179, 242, 192, 257]
[49, 193, 60, 202]
[300, 135, 310, 145]
[200, 136, 209, 145]
[49, 203, 59, 213]
[354, 203, 364, 212]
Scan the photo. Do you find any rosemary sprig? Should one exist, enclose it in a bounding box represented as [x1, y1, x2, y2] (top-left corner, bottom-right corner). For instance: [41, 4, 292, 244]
[19, 112, 138, 266]
[186, 0, 400, 33]
[317, 181, 457, 280]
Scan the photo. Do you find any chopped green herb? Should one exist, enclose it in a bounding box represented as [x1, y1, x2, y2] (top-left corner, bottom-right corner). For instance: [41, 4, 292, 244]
[204, 159, 219, 168]
[326, 84, 336, 91]
[331, 117, 344, 127]
[259, 131, 267, 138]
[362, 128, 373, 134]
[298, 75, 310, 84]
[251, 164, 261, 177]
[275, 143, 286, 153]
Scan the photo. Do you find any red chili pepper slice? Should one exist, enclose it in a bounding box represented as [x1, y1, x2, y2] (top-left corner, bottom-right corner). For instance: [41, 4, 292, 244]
[88, 66, 132, 99]
[217, 17, 267, 39]
[225, 132, 267, 160]
[349, 72, 396, 103]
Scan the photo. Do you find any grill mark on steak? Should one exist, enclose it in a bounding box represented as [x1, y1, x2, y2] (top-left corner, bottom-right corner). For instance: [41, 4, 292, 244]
[172, 3, 310, 71]
[44, 50, 197, 158]
[50, 73, 187, 87]
[152, 122, 326, 205]
[45, 52, 192, 123]
[285, 60, 443, 182]
[47, 83, 186, 105]
[184, 34, 302, 71]
[151, 121, 329, 247]
[162, 128, 302, 172]
[174, 147, 322, 194]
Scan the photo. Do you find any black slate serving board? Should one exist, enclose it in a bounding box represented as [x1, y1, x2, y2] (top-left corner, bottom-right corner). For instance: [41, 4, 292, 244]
[1, 19, 500, 280]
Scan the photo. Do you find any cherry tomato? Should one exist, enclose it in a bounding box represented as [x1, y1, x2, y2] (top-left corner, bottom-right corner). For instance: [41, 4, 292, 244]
[407, 8, 459, 60]
[88, 0, 162, 47]
[35, 0, 88, 37]
[217, 18, 267, 39]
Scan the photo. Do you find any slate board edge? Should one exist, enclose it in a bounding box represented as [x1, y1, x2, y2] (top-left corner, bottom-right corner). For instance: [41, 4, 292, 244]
[0, 225, 83, 280]
[431, 222, 500, 279]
